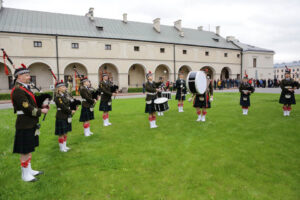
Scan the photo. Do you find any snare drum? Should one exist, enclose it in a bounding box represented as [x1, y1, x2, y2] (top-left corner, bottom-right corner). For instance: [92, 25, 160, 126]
[154, 97, 169, 112]
[162, 92, 172, 99]
[186, 71, 207, 94]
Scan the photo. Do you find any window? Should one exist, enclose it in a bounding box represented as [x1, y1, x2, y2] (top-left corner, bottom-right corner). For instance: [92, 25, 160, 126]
[96, 26, 103, 31]
[297, 68, 299, 71]
[105, 44, 112, 50]
[183, 50, 187, 54]
[134, 46, 140, 51]
[212, 38, 219, 42]
[277, 70, 279, 73]
[253, 58, 257, 68]
[33, 41, 42, 47]
[237, 54, 240, 58]
[205, 51, 209, 56]
[160, 48, 165, 53]
[281, 70, 283, 72]
[281, 75, 283, 78]
[293, 69, 295, 72]
[224, 53, 228, 57]
[71, 43, 79, 49]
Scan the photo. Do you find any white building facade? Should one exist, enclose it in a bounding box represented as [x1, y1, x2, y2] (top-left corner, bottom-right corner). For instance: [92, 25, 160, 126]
[0, 4, 275, 92]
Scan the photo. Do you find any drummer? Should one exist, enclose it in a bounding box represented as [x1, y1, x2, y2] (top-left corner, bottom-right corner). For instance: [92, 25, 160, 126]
[175, 72, 187, 112]
[193, 70, 213, 122]
[145, 71, 162, 128]
[157, 77, 166, 116]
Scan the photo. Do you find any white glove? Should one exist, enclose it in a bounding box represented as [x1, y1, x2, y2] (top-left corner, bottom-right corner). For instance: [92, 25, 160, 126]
[210, 96, 213, 102]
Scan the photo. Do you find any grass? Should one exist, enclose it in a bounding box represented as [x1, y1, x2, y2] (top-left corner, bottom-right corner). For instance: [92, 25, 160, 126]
[0, 93, 299, 200]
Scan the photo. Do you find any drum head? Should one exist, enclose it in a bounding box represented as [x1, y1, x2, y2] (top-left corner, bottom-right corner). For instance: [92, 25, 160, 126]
[187, 71, 207, 94]
[154, 97, 168, 104]
[195, 71, 207, 94]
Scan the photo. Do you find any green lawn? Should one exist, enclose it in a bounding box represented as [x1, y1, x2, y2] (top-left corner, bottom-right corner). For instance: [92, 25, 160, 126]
[0, 93, 299, 200]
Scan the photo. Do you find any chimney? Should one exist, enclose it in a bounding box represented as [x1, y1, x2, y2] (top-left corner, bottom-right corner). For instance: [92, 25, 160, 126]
[174, 19, 182, 32]
[123, 13, 128, 23]
[153, 18, 160, 33]
[85, 7, 94, 21]
[198, 26, 203, 31]
[216, 26, 220, 35]
[0, 0, 3, 10]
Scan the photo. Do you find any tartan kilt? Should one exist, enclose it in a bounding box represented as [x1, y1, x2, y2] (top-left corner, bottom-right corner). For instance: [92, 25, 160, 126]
[240, 94, 251, 107]
[99, 101, 112, 112]
[13, 128, 39, 154]
[175, 92, 186, 101]
[279, 92, 296, 105]
[193, 94, 211, 108]
[145, 99, 156, 113]
[79, 107, 95, 122]
[55, 119, 71, 135]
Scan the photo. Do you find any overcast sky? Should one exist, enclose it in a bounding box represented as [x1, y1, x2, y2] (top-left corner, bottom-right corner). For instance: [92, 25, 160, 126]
[3, 0, 300, 63]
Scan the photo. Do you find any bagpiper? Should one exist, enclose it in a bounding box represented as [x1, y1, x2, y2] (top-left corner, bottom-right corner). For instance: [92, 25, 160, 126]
[193, 71, 213, 122]
[156, 76, 166, 116]
[11, 64, 49, 182]
[239, 72, 255, 115]
[54, 80, 77, 152]
[175, 73, 187, 112]
[79, 77, 96, 136]
[279, 66, 299, 116]
[99, 73, 116, 126]
[145, 71, 162, 128]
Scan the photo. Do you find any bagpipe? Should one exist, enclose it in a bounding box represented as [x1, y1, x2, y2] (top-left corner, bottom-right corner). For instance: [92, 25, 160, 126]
[65, 91, 81, 111]
[1, 49, 53, 111]
[49, 67, 81, 111]
[110, 83, 119, 93]
[73, 65, 100, 100]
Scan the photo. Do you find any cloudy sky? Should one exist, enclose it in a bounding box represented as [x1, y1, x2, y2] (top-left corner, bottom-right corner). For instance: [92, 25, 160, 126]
[3, 0, 300, 63]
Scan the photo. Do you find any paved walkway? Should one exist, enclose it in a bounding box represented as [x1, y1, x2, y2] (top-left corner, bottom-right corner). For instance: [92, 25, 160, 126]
[1, 88, 299, 110]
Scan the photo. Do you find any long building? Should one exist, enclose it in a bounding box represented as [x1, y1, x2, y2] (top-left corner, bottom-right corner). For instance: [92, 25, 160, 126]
[0, 2, 275, 92]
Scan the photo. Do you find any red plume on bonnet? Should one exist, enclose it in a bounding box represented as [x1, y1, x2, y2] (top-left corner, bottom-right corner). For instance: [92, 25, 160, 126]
[21, 63, 27, 69]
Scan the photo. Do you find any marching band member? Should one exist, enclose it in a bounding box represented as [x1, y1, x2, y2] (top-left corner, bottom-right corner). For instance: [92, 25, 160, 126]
[239, 73, 255, 115]
[175, 73, 187, 112]
[157, 77, 165, 116]
[11, 65, 49, 182]
[145, 71, 162, 128]
[54, 80, 76, 152]
[79, 77, 96, 136]
[279, 66, 299, 116]
[193, 73, 213, 122]
[99, 73, 116, 126]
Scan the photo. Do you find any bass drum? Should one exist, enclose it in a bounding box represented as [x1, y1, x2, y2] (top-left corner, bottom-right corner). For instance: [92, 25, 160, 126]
[186, 71, 207, 94]
[154, 97, 169, 112]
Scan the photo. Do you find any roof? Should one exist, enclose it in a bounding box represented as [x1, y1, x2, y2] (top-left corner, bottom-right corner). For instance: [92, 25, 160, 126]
[232, 40, 274, 53]
[0, 7, 240, 50]
[274, 61, 300, 68]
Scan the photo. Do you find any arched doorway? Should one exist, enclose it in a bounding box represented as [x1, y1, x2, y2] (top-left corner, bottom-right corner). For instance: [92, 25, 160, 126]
[178, 65, 191, 80]
[98, 63, 119, 85]
[28, 63, 53, 91]
[128, 64, 145, 88]
[0, 63, 13, 91]
[220, 67, 231, 80]
[201, 66, 215, 80]
[155, 64, 170, 82]
[64, 62, 88, 87]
